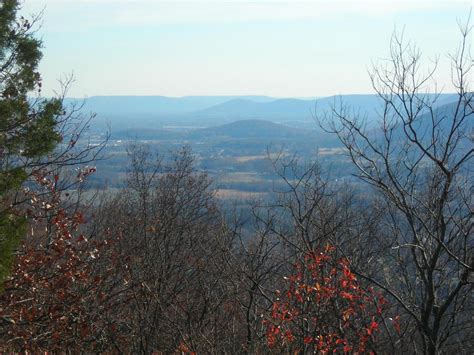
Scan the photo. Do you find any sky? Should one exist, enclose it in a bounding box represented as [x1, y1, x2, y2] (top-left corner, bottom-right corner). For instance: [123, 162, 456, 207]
[21, 0, 472, 98]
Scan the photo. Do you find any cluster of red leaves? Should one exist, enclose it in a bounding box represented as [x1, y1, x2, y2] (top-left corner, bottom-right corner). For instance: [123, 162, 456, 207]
[176, 341, 197, 355]
[76, 166, 97, 183]
[0, 170, 122, 352]
[264, 245, 388, 354]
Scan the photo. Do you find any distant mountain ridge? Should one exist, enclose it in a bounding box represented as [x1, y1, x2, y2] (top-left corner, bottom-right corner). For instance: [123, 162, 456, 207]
[63, 94, 460, 131]
[63, 95, 277, 117]
[190, 98, 316, 122]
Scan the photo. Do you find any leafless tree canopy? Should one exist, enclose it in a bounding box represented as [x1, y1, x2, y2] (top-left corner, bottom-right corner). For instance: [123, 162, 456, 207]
[319, 20, 473, 354]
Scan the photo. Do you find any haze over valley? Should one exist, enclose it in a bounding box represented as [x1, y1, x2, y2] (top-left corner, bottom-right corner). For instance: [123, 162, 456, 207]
[75, 93, 464, 200]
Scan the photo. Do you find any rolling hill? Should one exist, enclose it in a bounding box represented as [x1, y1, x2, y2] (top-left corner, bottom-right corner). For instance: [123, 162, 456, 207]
[189, 119, 313, 140]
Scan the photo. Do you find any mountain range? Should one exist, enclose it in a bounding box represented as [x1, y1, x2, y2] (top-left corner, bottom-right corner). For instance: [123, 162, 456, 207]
[64, 93, 460, 131]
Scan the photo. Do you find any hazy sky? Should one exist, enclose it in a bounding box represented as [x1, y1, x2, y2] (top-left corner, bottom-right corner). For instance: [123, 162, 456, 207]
[22, 0, 471, 98]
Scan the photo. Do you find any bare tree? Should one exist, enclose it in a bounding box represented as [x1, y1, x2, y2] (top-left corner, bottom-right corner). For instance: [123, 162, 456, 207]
[90, 146, 242, 353]
[320, 19, 473, 354]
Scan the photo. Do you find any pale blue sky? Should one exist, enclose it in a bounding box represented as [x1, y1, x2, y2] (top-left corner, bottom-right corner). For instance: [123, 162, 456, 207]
[22, 1, 471, 97]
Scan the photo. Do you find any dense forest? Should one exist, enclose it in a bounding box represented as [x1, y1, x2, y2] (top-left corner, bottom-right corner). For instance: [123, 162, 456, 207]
[0, 1, 473, 353]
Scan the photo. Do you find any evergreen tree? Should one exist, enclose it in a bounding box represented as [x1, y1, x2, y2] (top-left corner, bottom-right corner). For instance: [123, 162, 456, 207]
[0, 0, 63, 284]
